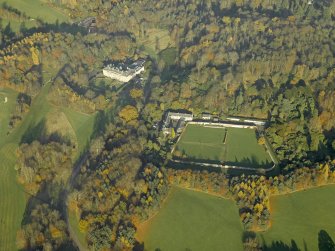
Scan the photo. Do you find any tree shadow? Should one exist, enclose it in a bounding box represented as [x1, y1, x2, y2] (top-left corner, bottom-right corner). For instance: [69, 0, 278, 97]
[225, 154, 272, 169]
[20, 119, 46, 144]
[242, 231, 257, 242]
[91, 110, 109, 139]
[263, 239, 302, 251]
[318, 229, 335, 251]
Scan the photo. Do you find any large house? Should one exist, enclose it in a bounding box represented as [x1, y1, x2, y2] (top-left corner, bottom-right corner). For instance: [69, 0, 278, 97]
[103, 59, 145, 82]
[162, 112, 193, 134]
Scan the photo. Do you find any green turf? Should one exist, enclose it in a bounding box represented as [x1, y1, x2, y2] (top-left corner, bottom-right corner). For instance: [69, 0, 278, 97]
[0, 89, 18, 139]
[62, 108, 95, 155]
[0, 82, 53, 251]
[174, 124, 272, 168]
[141, 187, 244, 251]
[0, 17, 38, 32]
[175, 124, 227, 161]
[0, 143, 26, 251]
[0, 0, 69, 23]
[260, 185, 335, 251]
[225, 127, 272, 168]
[68, 211, 88, 251]
[0, 78, 95, 250]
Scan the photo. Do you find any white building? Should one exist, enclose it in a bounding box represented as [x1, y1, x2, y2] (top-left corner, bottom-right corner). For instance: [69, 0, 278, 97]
[201, 113, 212, 120]
[168, 112, 193, 121]
[103, 59, 145, 82]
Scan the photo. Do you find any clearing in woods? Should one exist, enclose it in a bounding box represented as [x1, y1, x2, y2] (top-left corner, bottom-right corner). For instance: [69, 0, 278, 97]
[137, 187, 244, 251]
[138, 28, 174, 56]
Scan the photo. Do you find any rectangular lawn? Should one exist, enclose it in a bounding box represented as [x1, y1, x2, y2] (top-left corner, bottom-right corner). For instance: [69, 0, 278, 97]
[225, 127, 272, 168]
[174, 124, 272, 168]
[174, 124, 227, 162]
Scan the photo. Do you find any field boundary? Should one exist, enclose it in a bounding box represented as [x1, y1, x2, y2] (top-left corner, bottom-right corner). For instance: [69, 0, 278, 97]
[171, 121, 276, 172]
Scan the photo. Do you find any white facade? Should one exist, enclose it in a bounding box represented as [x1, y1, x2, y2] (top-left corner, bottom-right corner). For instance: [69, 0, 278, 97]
[169, 113, 193, 121]
[103, 66, 144, 83]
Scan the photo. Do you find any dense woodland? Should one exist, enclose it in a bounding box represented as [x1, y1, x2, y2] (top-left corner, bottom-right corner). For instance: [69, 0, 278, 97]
[1, 0, 335, 250]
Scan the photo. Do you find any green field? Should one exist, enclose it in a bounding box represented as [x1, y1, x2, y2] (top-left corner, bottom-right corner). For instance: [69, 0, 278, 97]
[0, 81, 95, 250]
[139, 187, 244, 251]
[0, 89, 18, 138]
[260, 185, 335, 251]
[174, 124, 272, 168]
[0, 143, 26, 251]
[175, 124, 227, 161]
[62, 108, 96, 155]
[0, 0, 69, 25]
[225, 127, 272, 168]
[140, 185, 335, 251]
[0, 84, 52, 251]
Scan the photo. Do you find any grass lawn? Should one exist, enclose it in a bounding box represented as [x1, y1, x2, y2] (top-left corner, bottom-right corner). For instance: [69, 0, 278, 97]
[0, 143, 26, 251]
[225, 127, 272, 168]
[62, 108, 96, 155]
[138, 28, 174, 57]
[138, 187, 244, 251]
[260, 185, 335, 251]
[0, 89, 18, 139]
[0, 17, 38, 32]
[174, 124, 272, 168]
[68, 211, 88, 251]
[175, 124, 227, 162]
[0, 82, 53, 250]
[0, 79, 95, 250]
[0, 0, 69, 23]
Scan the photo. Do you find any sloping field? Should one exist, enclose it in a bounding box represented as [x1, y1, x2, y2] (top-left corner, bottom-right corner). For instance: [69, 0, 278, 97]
[62, 108, 96, 154]
[138, 187, 244, 251]
[0, 89, 17, 139]
[0, 0, 68, 23]
[0, 143, 26, 251]
[0, 84, 52, 251]
[0, 81, 95, 250]
[260, 185, 335, 251]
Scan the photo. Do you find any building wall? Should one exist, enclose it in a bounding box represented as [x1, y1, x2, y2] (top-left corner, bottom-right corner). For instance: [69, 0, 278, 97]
[103, 66, 144, 82]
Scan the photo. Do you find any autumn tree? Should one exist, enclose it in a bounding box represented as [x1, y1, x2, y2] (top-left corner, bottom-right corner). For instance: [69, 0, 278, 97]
[118, 105, 139, 123]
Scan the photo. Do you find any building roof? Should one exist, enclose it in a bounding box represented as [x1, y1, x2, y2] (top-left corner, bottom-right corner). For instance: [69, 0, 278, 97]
[103, 59, 145, 77]
[167, 112, 193, 118]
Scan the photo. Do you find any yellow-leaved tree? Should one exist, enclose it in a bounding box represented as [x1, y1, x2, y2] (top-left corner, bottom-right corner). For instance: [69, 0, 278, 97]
[118, 105, 139, 122]
[30, 47, 40, 65]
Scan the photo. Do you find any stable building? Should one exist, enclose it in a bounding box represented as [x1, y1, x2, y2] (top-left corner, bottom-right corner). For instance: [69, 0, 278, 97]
[162, 112, 193, 135]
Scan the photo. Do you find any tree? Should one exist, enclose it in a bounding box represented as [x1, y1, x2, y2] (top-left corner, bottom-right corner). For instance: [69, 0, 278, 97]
[118, 105, 139, 122]
[258, 137, 266, 145]
[130, 88, 143, 99]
